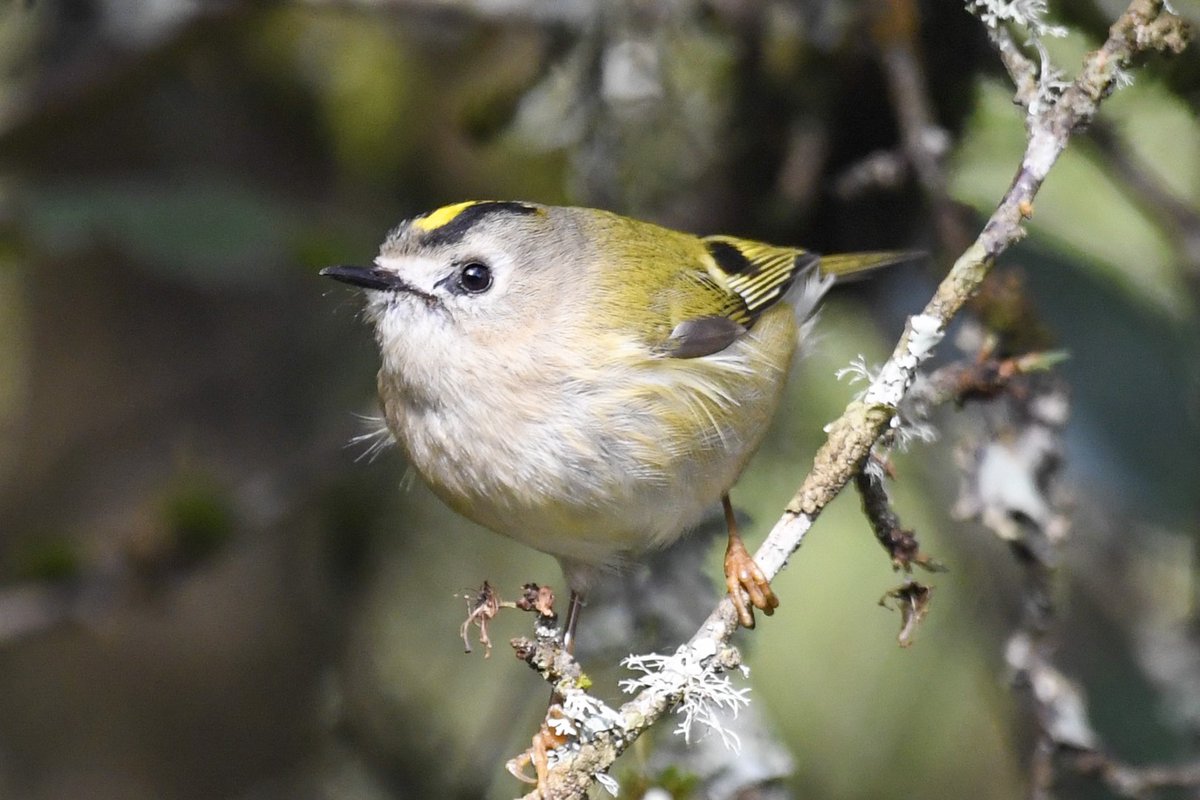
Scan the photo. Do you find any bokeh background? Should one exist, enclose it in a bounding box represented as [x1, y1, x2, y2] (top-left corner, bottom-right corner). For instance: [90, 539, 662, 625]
[1, 1, 1198, 798]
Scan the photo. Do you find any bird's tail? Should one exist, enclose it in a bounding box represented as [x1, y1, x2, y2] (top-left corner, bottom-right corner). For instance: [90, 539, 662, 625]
[820, 251, 922, 281]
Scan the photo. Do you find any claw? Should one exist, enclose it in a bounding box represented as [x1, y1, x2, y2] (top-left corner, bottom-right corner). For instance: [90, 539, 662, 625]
[724, 534, 779, 628]
[505, 750, 538, 786]
[507, 708, 567, 792]
[722, 494, 779, 628]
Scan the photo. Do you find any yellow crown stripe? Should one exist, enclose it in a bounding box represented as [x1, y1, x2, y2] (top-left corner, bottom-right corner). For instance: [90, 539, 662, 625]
[411, 201, 482, 233]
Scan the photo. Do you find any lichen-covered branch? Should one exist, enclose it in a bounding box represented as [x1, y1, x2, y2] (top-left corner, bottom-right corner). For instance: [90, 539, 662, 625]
[960, 346, 1200, 798]
[519, 2, 1188, 796]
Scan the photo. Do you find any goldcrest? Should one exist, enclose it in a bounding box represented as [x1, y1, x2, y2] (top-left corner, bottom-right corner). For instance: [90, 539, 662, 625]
[322, 201, 903, 636]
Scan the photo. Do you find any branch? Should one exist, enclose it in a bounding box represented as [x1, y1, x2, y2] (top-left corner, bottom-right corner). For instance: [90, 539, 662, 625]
[871, 0, 968, 252]
[853, 462, 944, 575]
[519, 2, 1188, 796]
[968, 345, 1200, 798]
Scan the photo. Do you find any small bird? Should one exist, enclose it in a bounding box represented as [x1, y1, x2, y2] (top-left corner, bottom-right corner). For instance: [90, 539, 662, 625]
[322, 200, 902, 643]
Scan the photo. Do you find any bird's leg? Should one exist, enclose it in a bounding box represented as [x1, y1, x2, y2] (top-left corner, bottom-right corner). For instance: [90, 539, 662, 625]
[548, 590, 585, 708]
[562, 590, 584, 655]
[722, 493, 779, 628]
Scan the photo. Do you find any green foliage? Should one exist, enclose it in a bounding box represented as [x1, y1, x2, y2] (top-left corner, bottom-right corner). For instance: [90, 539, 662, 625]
[13, 536, 81, 582]
[618, 763, 702, 799]
[160, 473, 235, 565]
[21, 178, 307, 287]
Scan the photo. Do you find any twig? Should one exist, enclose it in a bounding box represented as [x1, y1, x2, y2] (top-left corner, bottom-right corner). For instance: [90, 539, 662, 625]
[872, 0, 967, 251]
[519, 2, 1189, 797]
[1071, 752, 1200, 797]
[925, 349, 1070, 407]
[853, 463, 944, 573]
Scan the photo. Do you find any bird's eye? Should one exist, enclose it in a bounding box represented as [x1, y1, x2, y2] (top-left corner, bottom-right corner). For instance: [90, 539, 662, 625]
[458, 262, 493, 294]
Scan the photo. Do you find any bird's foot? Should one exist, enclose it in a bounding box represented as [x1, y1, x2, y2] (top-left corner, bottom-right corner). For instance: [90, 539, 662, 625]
[506, 707, 568, 790]
[724, 534, 778, 628]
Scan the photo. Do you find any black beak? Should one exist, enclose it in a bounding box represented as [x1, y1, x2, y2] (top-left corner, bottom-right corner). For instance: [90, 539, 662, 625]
[320, 264, 440, 306]
[320, 265, 408, 292]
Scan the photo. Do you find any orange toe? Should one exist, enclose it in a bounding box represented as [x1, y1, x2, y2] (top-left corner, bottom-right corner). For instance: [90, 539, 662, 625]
[724, 536, 779, 629]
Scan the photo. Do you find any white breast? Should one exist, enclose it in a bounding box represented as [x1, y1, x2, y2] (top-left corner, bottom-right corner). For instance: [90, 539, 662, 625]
[378, 303, 798, 571]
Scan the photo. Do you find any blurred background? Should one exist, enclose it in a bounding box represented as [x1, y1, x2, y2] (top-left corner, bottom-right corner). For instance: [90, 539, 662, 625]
[0, 0, 1198, 797]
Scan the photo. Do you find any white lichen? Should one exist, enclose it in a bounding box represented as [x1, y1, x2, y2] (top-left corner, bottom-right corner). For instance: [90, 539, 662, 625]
[560, 690, 625, 741]
[544, 690, 627, 779]
[890, 416, 938, 452]
[835, 354, 876, 387]
[829, 357, 877, 429]
[906, 314, 944, 361]
[863, 313, 944, 408]
[547, 713, 577, 738]
[965, 0, 1072, 115]
[1024, 125, 1062, 180]
[620, 640, 751, 752]
[965, 0, 1067, 39]
[595, 771, 620, 796]
[1006, 632, 1098, 749]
